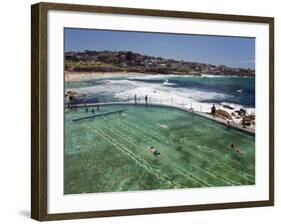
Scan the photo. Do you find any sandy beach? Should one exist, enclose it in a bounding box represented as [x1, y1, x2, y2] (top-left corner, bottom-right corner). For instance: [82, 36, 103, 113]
[65, 71, 146, 82]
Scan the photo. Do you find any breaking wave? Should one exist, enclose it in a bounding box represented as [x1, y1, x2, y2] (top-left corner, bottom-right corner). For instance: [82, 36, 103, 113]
[66, 74, 255, 114]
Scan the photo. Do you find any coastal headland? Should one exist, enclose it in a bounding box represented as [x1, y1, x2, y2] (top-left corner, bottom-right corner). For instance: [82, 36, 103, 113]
[65, 50, 255, 77]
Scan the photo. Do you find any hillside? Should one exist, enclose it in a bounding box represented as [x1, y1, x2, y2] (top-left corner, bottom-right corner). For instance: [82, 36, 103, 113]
[65, 50, 255, 76]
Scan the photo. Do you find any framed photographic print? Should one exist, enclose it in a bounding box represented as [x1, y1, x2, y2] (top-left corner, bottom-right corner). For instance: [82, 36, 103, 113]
[31, 2, 274, 221]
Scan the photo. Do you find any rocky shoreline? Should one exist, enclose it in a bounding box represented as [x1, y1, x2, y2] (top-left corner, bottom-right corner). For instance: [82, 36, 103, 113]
[208, 104, 255, 129]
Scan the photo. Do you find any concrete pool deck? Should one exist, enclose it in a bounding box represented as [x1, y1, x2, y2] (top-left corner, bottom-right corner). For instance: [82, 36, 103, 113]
[67, 102, 255, 135]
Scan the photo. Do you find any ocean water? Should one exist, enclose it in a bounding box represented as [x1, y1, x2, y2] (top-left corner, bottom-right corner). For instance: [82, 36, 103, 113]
[64, 105, 255, 194]
[66, 74, 255, 113]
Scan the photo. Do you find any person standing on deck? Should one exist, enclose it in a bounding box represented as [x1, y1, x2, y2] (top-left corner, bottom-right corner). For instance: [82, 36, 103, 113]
[69, 94, 76, 109]
[83, 94, 88, 112]
[134, 94, 137, 104]
[96, 96, 100, 111]
[145, 95, 148, 105]
[211, 104, 216, 117]
[73, 95, 77, 109]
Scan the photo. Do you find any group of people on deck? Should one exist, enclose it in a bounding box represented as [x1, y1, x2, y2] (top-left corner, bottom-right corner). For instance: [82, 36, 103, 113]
[134, 94, 148, 105]
[65, 91, 78, 109]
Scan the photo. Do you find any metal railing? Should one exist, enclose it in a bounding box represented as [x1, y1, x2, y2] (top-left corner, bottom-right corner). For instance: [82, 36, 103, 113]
[65, 93, 255, 134]
[66, 94, 204, 112]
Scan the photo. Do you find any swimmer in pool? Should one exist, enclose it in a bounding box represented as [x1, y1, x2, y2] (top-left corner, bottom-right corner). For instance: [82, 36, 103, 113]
[230, 143, 244, 154]
[148, 146, 160, 157]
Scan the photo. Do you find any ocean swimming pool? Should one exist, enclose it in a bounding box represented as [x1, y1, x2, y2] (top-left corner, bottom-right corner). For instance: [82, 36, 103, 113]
[64, 104, 255, 194]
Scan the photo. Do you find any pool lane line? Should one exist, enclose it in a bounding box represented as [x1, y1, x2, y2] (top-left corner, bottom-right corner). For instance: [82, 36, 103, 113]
[198, 142, 255, 171]
[187, 147, 254, 185]
[193, 164, 240, 186]
[117, 118, 170, 144]
[110, 108, 255, 183]
[69, 108, 255, 186]
[173, 133, 255, 178]
[91, 115, 253, 186]
[101, 115, 170, 146]
[102, 116, 254, 185]
[86, 123, 186, 189]
[196, 144, 255, 182]
[107, 120, 164, 146]
[66, 149, 89, 155]
[86, 124, 161, 183]
[72, 109, 126, 121]
[97, 118, 220, 185]
[112, 119, 233, 184]
[73, 102, 255, 135]
[126, 121, 250, 185]
[118, 125, 161, 146]
[122, 116, 253, 170]
[177, 168, 211, 187]
[123, 120, 254, 185]
[90, 122, 210, 188]
[115, 117, 254, 184]
[101, 122, 213, 187]
[185, 140, 255, 176]
[128, 118, 255, 173]
[125, 116, 169, 137]
[100, 123, 140, 147]
[95, 121, 210, 187]
[178, 149, 239, 186]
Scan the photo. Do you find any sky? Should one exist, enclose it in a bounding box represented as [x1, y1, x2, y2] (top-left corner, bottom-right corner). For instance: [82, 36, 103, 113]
[64, 28, 255, 69]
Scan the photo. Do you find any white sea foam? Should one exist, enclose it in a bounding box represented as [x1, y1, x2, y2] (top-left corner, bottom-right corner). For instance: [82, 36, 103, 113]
[127, 74, 178, 80]
[201, 74, 240, 78]
[113, 79, 233, 113]
[66, 74, 255, 125]
[162, 80, 177, 86]
[219, 102, 255, 114]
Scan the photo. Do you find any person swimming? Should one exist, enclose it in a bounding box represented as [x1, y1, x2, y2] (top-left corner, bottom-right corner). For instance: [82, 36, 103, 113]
[230, 143, 244, 154]
[148, 146, 160, 157]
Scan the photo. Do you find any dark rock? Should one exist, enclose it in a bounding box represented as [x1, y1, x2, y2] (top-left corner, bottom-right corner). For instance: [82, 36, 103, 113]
[222, 104, 234, 110]
[215, 109, 233, 120]
[235, 110, 241, 116]
[239, 108, 246, 115]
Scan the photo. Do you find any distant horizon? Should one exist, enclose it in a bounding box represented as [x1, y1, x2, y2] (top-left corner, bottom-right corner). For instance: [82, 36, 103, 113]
[65, 28, 255, 69]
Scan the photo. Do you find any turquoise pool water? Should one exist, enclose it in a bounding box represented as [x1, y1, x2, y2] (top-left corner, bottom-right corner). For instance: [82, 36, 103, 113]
[64, 105, 255, 194]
